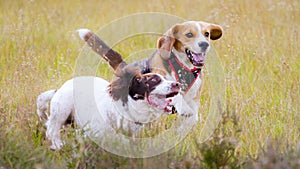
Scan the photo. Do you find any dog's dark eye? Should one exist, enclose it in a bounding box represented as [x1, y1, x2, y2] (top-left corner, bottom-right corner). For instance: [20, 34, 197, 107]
[185, 33, 193, 38]
[204, 32, 209, 37]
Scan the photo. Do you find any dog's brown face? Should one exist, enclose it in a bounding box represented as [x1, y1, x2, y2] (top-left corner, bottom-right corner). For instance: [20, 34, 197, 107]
[129, 74, 161, 100]
[158, 21, 223, 68]
[129, 73, 179, 99]
[129, 73, 180, 112]
[110, 66, 180, 112]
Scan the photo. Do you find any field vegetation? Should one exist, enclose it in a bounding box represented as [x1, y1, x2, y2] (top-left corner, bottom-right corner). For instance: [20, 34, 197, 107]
[0, 0, 299, 168]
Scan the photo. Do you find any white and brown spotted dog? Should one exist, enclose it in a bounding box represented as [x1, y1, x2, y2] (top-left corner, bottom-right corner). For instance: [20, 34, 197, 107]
[78, 21, 223, 122]
[37, 65, 180, 150]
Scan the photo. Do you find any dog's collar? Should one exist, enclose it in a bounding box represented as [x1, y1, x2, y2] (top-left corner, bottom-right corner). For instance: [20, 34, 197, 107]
[142, 52, 201, 93]
[168, 53, 201, 93]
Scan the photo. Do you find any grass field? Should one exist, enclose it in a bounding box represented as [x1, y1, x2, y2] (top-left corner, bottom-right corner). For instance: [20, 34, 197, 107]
[0, 0, 299, 168]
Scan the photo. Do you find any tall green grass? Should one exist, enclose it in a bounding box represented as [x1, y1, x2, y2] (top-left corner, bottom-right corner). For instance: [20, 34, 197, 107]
[0, 0, 299, 168]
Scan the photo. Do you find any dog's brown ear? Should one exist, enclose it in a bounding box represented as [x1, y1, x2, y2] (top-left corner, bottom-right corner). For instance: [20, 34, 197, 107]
[109, 65, 141, 104]
[209, 24, 223, 40]
[157, 35, 175, 60]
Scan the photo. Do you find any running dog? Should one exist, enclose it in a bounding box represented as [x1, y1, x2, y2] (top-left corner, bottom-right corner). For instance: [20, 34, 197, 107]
[37, 65, 180, 150]
[78, 21, 223, 121]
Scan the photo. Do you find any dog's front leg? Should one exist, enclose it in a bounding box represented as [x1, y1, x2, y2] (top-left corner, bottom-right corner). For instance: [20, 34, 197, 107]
[172, 94, 199, 135]
[172, 94, 199, 121]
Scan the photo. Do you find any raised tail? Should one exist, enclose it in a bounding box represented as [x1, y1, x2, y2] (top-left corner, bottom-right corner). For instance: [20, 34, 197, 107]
[77, 28, 127, 70]
[36, 89, 57, 125]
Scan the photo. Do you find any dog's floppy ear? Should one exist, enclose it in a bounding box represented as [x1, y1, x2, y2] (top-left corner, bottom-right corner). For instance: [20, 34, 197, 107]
[209, 24, 223, 40]
[109, 65, 141, 104]
[157, 35, 175, 60]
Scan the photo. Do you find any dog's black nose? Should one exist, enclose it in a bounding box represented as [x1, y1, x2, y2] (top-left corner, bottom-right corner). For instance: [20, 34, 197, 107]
[171, 82, 181, 88]
[198, 41, 209, 50]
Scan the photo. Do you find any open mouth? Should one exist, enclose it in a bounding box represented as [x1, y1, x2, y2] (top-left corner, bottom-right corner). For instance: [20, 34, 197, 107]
[185, 49, 206, 67]
[146, 91, 179, 113]
[166, 92, 178, 98]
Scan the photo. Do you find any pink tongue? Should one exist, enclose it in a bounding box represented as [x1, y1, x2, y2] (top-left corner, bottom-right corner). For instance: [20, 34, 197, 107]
[192, 53, 205, 62]
[148, 95, 168, 109]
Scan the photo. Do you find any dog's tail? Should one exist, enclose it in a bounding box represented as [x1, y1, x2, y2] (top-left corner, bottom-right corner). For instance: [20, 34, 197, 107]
[36, 89, 57, 125]
[77, 29, 127, 70]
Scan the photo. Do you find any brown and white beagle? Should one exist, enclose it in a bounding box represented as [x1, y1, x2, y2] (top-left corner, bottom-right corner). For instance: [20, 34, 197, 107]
[78, 21, 223, 121]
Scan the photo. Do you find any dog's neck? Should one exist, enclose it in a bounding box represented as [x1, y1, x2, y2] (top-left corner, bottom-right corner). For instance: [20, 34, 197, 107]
[105, 96, 165, 136]
[114, 97, 164, 125]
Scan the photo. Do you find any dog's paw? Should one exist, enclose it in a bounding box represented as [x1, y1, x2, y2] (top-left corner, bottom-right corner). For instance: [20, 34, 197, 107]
[49, 145, 61, 151]
[49, 140, 64, 150]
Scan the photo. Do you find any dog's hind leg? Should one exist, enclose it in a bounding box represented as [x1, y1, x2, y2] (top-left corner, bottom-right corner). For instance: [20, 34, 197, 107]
[46, 101, 73, 150]
[36, 89, 57, 125]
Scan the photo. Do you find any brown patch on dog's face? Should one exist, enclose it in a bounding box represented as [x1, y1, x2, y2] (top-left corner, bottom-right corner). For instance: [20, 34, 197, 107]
[157, 21, 223, 67]
[171, 22, 213, 53]
[170, 22, 209, 67]
[128, 75, 148, 100]
[143, 74, 162, 92]
[129, 73, 162, 101]
[109, 65, 164, 104]
[157, 21, 223, 54]
[171, 22, 199, 52]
